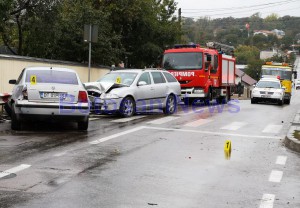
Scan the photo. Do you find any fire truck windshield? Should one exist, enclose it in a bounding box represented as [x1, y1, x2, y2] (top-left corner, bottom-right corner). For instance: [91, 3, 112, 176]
[162, 52, 203, 70]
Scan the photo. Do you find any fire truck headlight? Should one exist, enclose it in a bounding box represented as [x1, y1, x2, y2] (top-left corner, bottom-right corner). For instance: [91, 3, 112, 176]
[193, 88, 204, 94]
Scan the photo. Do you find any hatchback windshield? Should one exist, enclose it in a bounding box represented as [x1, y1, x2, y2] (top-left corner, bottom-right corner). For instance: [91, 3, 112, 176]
[98, 72, 138, 86]
[26, 70, 78, 85]
[162, 52, 203, 70]
[256, 81, 281, 89]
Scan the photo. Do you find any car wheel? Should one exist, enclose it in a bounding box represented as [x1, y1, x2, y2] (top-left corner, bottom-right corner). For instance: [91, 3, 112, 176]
[11, 104, 21, 130]
[163, 94, 177, 115]
[284, 98, 290, 105]
[119, 96, 135, 117]
[278, 100, 283, 106]
[4, 102, 12, 117]
[251, 98, 256, 104]
[78, 119, 89, 131]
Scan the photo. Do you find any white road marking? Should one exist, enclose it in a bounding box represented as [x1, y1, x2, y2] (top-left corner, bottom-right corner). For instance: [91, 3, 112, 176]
[143, 126, 281, 139]
[177, 110, 198, 116]
[147, 116, 179, 125]
[89, 126, 145, 145]
[184, 119, 213, 127]
[111, 116, 146, 123]
[220, 122, 247, 131]
[269, 170, 283, 183]
[89, 118, 100, 121]
[276, 156, 287, 165]
[0, 164, 31, 179]
[54, 151, 68, 157]
[259, 194, 275, 208]
[262, 125, 283, 133]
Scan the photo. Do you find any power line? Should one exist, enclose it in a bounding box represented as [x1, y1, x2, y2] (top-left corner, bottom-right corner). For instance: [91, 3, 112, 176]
[183, 6, 300, 19]
[180, 0, 300, 18]
[182, 0, 299, 12]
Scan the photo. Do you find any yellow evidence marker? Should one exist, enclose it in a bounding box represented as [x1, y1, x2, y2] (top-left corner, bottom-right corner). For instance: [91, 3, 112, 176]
[224, 140, 232, 159]
[30, 75, 37, 85]
[115, 76, 122, 84]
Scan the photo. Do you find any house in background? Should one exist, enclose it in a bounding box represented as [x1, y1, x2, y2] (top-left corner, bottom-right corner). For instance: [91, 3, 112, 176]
[233, 65, 257, 98]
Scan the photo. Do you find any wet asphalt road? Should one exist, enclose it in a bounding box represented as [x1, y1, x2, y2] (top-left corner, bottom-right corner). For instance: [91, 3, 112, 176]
[1, 93, 300, 208]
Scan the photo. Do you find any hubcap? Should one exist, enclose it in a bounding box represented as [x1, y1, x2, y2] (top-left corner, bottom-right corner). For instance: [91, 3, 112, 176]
[168, 96, 175, 113]
[124, 99, 133, 115]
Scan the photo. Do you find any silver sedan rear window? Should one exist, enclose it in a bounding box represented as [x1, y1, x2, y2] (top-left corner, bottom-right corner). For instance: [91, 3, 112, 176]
[25, 70, 78, 85]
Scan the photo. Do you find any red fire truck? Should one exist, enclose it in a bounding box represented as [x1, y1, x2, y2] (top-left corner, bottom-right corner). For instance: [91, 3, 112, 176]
[162, 42, 236, 104]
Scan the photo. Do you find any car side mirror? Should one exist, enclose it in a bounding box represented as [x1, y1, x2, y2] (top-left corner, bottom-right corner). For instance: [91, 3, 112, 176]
[9, 79, 17, 84]
[138, 81, 147, 86]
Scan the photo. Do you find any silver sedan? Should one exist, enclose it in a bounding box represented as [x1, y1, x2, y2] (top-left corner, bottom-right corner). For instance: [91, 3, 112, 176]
[85, 69, 181, 117]
[8, 67, 90, 130]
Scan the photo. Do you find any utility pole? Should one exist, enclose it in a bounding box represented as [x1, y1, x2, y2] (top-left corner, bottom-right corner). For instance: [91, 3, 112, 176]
[178, 8, 182, 43]
[84, 24, 98, 82]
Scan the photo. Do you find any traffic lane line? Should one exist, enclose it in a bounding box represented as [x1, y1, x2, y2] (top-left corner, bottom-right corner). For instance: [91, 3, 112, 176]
[147, 116, 180, 125]
[268, 170, 283, 183]
[0, 164, 31, 179]
[143, 126, 282, 139]
[259, 194, 275, 208]
[262, 124, 283, 134]
[89, 126, 145, 145]
[110, 116, 146, 123]
[220, 121, 247, 131]
[184, 118, 213, 127]
[276, 156, 287, 165]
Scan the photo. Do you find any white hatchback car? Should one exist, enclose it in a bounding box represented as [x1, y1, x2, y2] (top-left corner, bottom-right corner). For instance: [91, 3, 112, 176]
[8, 67, 90, 130]
[85, 69, 181, 117]
[251, 77, 285, 105]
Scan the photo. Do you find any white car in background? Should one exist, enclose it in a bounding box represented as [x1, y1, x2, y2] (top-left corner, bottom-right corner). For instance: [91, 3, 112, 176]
[251, 77, 285, 105]
[85, 69, 181, 117]
[8, 67, 90, 130]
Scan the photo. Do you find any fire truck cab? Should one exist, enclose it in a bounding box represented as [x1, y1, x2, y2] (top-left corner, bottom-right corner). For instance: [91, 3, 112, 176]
[162, 42, 236, 104]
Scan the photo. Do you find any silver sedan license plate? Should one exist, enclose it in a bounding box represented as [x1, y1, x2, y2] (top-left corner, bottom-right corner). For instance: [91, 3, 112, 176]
[40, 92, 66, 99]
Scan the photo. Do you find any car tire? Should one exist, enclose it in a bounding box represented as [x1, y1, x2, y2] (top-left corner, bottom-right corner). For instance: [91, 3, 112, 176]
[78, 119, 89, 131]
[11, 104, 21, 130]
[4, 102, 12, 117]
[278, 100, 283, 106]
[284, 98, 290, 105]
[119, 96, 135, 117]
[163, 94, 177, 115]
[251, 98, 256, 104]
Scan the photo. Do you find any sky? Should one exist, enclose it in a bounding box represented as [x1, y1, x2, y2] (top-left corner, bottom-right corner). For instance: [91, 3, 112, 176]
[176, 0, 300, 19]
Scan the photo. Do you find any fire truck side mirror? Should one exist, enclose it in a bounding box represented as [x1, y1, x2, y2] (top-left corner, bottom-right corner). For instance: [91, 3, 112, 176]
[156, 55, 163, 68]
[205, 61, 211, 71]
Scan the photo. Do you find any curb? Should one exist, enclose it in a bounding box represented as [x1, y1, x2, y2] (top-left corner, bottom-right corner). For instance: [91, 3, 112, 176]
[284, 113, 300, 153]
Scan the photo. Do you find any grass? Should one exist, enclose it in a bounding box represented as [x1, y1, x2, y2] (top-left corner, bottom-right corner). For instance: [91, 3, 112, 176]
[293, 130, 300, 141]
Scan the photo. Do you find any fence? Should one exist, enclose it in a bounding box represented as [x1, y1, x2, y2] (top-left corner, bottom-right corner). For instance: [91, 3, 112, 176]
[0, 54, 111, 94]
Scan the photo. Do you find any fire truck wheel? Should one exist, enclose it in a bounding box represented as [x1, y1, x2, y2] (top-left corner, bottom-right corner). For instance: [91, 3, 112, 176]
[163, 94, 177, 114]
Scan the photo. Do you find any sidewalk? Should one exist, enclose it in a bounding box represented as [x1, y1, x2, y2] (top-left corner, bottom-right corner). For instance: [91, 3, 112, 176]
[284, 110, 300, 153]
[231, 93, 250, 100]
